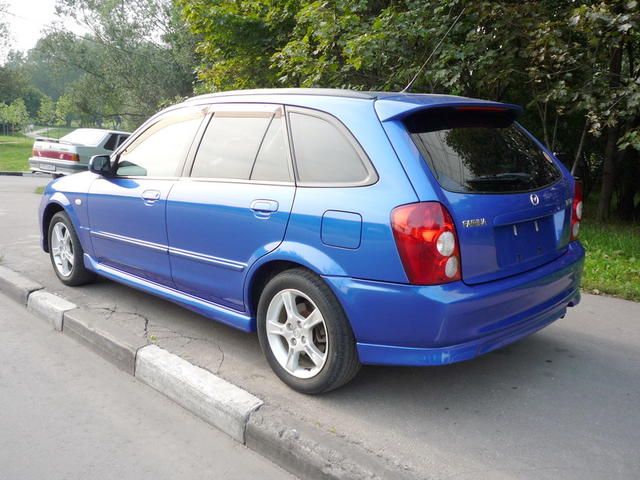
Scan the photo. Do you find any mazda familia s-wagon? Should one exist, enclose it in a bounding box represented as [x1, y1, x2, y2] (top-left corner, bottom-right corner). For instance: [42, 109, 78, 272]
[38, 88, 585, 394]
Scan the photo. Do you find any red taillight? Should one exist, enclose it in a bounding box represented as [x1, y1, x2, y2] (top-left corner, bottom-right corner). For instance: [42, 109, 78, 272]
[571, 180, 583, 241]
[391, 202, 461, 285]
[33, 149, 79, 161]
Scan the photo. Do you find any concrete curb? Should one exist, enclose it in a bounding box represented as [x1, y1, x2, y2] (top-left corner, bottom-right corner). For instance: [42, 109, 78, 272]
[246, 405, 415, 480]
[0, 265, 44, 305]
[0, 171, 43, 177]
[27, 290, 76, 331]
[63, 308, 149, 375]
[136, 345, 263, 443]
[0, 265, 418, 480]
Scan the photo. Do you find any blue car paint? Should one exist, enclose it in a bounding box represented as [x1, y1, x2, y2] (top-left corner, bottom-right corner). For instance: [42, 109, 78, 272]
[166, 180, 296, 310]
[39, 89, 585, 367]
[87, 177, 176, 285]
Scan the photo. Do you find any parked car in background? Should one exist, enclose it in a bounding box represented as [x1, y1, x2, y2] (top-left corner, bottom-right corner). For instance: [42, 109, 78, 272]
[29, 128, 130, 176]
[37, 88, 585, 394]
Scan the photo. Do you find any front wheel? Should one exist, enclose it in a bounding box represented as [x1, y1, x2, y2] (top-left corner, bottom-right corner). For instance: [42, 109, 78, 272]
[48, 211, 96, 286]
[257, 269, 361, 394]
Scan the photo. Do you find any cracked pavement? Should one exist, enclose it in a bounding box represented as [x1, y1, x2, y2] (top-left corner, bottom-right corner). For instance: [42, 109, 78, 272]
[2, 175, 640, 479]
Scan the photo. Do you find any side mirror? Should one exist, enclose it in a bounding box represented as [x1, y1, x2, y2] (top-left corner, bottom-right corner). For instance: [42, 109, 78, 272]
[89, 155, 112, 176]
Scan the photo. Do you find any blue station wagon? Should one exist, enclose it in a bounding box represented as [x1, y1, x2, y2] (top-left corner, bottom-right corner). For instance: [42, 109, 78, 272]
[39, 89, 585, 393]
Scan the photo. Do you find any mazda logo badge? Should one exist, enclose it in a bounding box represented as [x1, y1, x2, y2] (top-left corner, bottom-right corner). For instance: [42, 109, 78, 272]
[530, 193, 540, 206]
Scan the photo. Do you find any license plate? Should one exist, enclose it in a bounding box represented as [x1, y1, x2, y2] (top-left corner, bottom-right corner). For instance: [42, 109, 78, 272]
[40, 163, 56, 171]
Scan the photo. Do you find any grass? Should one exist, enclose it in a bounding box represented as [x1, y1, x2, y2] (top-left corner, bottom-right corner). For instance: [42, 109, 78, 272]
[34, 186, 45, 195]
[0, 134, 32, 171]
[580, 220, 640, 302]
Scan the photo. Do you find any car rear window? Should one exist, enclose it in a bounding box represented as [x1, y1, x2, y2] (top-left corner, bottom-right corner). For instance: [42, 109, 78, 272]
[60, 129, 108, 146]
[406, 108, 562, 193]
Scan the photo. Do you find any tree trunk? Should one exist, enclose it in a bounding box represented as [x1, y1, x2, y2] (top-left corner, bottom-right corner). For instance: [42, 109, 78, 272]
[596, 42, 624, 221]
[597, 124, 620, 221]
[571, 120, 588, 177]
[617, 148, 638, 220]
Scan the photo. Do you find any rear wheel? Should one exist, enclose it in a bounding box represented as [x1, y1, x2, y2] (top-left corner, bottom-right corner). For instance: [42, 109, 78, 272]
[257, 269, 360, 394]
[48, 211, 96, 286]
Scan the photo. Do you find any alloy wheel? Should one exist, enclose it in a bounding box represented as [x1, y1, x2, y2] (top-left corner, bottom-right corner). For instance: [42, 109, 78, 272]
[265, 288, 328, 379]
[51, 222, 74, 277]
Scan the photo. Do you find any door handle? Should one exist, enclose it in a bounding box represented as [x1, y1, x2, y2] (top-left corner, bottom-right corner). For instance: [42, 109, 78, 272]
[250, 199, 279, 214]
[141, 190, 161, 203]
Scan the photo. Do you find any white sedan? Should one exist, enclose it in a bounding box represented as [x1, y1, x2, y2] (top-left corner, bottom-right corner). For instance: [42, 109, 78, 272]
[29, 128, 130, 176]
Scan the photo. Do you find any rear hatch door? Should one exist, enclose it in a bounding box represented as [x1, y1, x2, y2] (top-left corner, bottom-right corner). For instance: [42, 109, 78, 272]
[402, 105, 571, 285]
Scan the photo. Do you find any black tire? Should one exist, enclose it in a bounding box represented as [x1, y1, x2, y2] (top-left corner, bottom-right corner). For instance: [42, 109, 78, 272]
[257, 268, 361, 394]
[48, 211, 96, 286]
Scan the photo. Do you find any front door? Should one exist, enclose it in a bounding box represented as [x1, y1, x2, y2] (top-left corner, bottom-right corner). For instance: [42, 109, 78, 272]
[88, 107, 206, 285]
[166, 103, 295, 310]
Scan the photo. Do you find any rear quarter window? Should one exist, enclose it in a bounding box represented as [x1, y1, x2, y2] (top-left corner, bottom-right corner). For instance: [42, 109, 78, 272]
[406, 108, 562, 193]
[288, 110, 376, 186]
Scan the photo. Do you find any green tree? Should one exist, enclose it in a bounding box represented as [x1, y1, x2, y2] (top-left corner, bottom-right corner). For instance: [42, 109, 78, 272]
[40, 0, 197, 128]
[37, 95, 56, 126]
[4, 98, 30, 132]
[55, 93, 75, 127]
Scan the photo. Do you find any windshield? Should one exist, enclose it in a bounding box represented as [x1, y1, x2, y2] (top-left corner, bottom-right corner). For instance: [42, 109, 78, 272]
[61, 129, 108, 147]
[407, 109, 562, 193]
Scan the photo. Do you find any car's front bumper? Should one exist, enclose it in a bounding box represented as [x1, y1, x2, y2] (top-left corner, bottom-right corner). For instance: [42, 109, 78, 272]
[324, 241, 585, 366]
[29, 157, 87, 175]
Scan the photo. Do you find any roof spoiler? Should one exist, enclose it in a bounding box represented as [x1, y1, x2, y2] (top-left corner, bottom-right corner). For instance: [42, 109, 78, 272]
[374, 96, 523, 122]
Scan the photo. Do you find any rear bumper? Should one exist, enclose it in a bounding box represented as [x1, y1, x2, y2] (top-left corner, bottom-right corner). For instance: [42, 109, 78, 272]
[29, 157, 86, 175]
[324, 241, 584, 366]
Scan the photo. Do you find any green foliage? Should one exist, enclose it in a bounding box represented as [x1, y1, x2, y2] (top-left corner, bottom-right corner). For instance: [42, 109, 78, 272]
[37, 96, 56, 126]
[55, 93, 75, 127]
[178, 0, 297, 91]
[33, 0, 198, 129]
[0, 99, 30, 131]
[181, 0, 640, 221]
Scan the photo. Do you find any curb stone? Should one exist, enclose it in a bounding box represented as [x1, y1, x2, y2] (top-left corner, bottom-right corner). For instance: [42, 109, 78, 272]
[246, 405, 417, 480]
[27, 290, 76, 331]
[0, 265, 43, 305]
[63, 308, 149, 375]
[136, 345, 263, 443]
[0, 171, 41, 177]
[0, 265, 420, 480]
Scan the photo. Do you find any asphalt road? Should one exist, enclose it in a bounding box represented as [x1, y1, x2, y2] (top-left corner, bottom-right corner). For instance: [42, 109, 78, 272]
[0, 290, 293, 480]
[1, 175, 639, 479]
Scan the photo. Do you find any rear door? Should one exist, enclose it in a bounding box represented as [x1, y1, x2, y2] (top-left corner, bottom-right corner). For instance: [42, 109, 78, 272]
[403, 106, 571, 285]
[166, 103, 295, 310]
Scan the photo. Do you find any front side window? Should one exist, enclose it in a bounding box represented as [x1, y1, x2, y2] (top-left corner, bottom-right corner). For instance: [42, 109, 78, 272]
[407, 109, 562, 193]
[116, 109, 204, 177]
[289, 111, 372, 185]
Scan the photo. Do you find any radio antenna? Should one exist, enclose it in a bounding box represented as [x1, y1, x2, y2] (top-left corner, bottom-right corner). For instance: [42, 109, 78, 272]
[401, 7, 466, 93]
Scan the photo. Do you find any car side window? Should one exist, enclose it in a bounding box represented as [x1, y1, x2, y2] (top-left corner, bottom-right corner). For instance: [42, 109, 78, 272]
[116, 110, 204, 177]
[115, 134, 129, 149]
[103, 134, 118, 151]
[250, 116, 291, 182]
[191, 114, 275, 180]
[289, 111, 371, 185]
